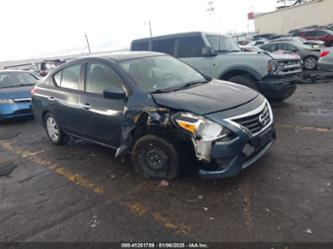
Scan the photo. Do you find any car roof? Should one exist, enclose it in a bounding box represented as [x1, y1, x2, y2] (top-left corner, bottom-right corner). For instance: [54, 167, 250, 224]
[83, 51, 165, 62]
[131, 31, 229, 43]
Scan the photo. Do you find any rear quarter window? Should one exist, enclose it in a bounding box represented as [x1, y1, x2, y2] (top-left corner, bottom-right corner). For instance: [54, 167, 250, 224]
[132, 41, 149, 51]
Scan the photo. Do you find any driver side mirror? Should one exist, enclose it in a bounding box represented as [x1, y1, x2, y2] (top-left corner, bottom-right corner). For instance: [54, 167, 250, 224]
[103, 87, 126, 99]
[202, 46, 217, 56]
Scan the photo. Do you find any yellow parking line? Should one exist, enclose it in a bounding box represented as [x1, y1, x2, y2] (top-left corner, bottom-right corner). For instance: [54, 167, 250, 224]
[0, 141, 191, 235]
[276, 124, 330, 133]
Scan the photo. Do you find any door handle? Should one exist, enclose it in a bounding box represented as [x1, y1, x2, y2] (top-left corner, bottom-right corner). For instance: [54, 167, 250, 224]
[83, 103, 91, 110]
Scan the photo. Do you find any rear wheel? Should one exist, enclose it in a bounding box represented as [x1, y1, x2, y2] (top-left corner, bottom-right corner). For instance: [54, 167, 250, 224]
[227, 75, 259, 91]
[44, 113, 68, 145]
[131, 135, 182, 180]
[303, 56, 318, 70]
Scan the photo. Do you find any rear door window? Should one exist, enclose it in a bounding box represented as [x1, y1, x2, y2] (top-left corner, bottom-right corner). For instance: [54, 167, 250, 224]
[315, 30, 327, 37]
[152, 39, 175, 55]
[305, 31, 316, 37]
[261, 44, 276, 52]
[85, 62, 123, 94]
[53, 64, 81, 90]
[177, 36, 204, 58]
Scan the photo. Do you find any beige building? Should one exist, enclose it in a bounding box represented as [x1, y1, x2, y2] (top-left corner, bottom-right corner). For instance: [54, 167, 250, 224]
[255, 0, 333, 34]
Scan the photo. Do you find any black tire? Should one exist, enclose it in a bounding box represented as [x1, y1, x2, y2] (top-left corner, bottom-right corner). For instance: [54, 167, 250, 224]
[227, 75, 259, 91]
[43, 113, 68, 145]
[131, 135, 182, 180]
[267, 86, 297, 102]
[303, 56, 318, 70]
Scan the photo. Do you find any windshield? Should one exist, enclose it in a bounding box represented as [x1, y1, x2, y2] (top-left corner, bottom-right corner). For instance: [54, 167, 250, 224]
[0, 72, 37, 89]
[119, 55, 207, 93]
[206, 35, 241, 52]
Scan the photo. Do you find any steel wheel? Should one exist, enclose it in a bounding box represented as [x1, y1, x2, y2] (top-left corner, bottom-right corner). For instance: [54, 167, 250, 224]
[138, 144, 170, 178]
[132, 135, 182, 180]
[46, 116, 59, 142]
[44, 113, 68, 145]
[304, 57, 317, 70]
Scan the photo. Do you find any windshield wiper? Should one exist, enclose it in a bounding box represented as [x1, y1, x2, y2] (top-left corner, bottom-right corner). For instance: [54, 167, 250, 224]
[215, 49, 240, 52]
[175, 80, 209, 91]
[151, 88, 175, 94]
[151, 79, 210, 94]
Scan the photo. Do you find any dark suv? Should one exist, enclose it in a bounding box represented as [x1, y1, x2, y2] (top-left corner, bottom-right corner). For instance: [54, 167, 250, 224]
[131, 32, 302, 102]
[32, 52, 275, 180]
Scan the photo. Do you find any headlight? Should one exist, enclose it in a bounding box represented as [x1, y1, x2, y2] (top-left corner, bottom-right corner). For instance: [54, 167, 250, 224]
[174, 113, 226, 141]
[0, 99, 15, 104]
[268, 60, 280, 74]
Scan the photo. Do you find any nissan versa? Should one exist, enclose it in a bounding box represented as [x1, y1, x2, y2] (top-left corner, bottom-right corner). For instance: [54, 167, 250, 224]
[32, 52, 275, 180]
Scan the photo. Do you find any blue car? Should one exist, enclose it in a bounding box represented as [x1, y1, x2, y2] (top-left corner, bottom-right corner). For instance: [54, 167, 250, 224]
[0, 70, 38, 121]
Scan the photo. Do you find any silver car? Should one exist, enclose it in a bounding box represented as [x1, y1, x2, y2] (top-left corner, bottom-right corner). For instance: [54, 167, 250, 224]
[260, 41, 320, 70]
[318, 47, 333, 72]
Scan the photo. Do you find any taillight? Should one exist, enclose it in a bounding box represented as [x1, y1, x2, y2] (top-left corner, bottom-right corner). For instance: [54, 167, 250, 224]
[31, 87, 38, 95]
[320, 50, 330, 57]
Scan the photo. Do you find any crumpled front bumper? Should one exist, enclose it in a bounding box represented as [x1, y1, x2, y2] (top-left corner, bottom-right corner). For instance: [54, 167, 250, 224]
[194, 97, 276, 179]
[198, 125, 276, 179]
[259, 74, 298, 99]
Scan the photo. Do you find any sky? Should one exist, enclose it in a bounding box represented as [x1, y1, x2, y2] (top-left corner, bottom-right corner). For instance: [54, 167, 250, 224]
[0, 0, 277, 61]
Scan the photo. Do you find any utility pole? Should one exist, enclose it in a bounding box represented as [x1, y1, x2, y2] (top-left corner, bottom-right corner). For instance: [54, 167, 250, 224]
[84, 33, 91, 54]
[148, 20, 153, 38]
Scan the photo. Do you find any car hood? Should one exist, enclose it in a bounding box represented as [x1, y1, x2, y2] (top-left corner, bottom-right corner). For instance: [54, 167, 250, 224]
[152, 80, 258, 115]
[227, 51, 301, 61]
[0, 85, 33, 99]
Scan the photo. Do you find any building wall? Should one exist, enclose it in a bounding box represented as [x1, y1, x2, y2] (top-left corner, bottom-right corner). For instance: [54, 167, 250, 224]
[255, 0, 333, 34]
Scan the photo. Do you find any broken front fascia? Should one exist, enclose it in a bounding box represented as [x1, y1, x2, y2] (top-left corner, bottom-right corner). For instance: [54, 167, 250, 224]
[173, 112, 230, 162]
[115, 94, 172, 158]
[191, 131, 233, 162]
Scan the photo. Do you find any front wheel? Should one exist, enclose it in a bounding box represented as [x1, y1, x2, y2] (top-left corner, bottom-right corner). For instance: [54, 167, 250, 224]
[131, 135, 182, 180]
[267, 85, 297, 102]
[44, 113, 68, 145]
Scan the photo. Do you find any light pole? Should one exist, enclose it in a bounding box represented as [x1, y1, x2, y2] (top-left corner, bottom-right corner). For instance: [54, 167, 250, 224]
[84, 33, 91, 54]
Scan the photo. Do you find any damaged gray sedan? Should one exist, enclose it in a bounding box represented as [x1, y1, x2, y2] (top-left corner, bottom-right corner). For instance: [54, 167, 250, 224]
[31, 52, 276, 180]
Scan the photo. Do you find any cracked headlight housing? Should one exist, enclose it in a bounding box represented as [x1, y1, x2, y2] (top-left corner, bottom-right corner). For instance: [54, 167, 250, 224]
[174, 113, 228, 141]
[0, 99, 15, 104]
[268, 60, 280, 74]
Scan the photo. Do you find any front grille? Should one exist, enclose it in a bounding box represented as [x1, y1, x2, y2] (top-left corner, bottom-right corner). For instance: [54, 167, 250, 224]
[232, 103, 271, 136]
[278, 60, 302, 74]
[13, 98, 31, 103]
